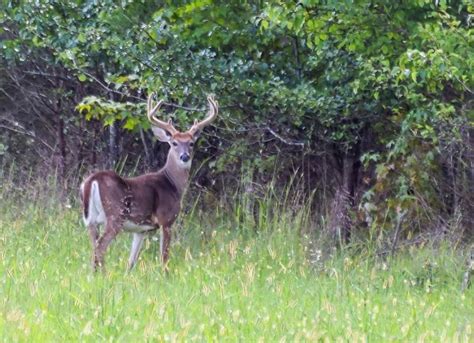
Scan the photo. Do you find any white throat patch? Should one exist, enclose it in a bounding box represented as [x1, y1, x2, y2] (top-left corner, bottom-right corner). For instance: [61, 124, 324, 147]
[180, 160, 192, 169]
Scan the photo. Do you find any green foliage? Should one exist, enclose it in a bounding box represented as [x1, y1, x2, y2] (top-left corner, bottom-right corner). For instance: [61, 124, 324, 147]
[77, 96, 145, 130]
[1, 0, 472, 232]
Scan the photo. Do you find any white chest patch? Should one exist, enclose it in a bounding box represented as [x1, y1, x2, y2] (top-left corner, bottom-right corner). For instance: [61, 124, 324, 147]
[123, 220, 155, 233]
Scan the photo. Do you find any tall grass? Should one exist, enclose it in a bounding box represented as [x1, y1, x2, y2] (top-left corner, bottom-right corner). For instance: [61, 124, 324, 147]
[0, 181, 472, 341]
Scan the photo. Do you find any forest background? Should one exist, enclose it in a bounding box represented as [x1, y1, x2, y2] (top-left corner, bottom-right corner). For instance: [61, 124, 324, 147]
[1, 0, 473, 246]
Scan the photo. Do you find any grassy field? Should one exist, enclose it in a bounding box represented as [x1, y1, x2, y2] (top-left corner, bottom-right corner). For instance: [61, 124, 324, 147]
[0, 196, 472, 342]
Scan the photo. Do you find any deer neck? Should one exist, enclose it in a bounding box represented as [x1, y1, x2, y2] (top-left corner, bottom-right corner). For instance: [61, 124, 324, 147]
[162, 150, 190, 197]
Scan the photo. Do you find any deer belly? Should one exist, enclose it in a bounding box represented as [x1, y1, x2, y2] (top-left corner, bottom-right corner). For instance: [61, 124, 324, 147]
[123, 220, 155, 233]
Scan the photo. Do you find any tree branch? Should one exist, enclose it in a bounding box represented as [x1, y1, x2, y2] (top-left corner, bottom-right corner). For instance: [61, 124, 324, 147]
[0, 122, 54, 151]
[266, 127, 305, 147]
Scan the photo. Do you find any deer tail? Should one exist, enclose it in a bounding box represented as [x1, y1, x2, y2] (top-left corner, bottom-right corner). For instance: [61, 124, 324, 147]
[80, 179, 104, 226]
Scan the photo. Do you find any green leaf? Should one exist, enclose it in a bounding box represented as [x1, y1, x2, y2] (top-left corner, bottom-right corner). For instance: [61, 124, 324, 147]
[123, 117, 139, 130]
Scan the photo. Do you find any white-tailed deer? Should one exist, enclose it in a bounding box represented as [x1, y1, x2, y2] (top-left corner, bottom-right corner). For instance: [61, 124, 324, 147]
[80, 93, 218, 271]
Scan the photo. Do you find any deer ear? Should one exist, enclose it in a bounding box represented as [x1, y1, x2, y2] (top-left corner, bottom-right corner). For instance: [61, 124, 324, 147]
[192, 129, 201, 142]
[152, 127, 172, 142]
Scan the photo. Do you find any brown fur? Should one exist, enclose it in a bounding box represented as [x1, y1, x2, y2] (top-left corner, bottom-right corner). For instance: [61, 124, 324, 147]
[80, 155, 188, 271]
[81, 169, 181, 229]
[80, 138, 193, 272]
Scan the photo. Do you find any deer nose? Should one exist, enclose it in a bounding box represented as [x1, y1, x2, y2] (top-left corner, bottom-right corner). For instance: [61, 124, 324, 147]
[180, 153, 190, 163]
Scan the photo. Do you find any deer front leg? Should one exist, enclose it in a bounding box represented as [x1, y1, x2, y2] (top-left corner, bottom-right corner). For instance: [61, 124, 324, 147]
[93, 222, 121, 272]
[160, 226, 171, 269]
[127, 233, 145, 271]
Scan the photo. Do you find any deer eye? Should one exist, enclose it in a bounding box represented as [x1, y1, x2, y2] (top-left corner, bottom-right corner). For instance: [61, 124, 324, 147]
[172, 142, 178, 146]
[189, 142, 194, 147]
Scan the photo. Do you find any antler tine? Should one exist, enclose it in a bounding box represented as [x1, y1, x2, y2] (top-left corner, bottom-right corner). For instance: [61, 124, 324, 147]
[147, 93, 178, 135]
[189, 95, 218, 134]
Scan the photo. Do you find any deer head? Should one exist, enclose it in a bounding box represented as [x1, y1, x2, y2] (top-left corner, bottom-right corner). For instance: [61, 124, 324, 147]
[147, 93, 218, 168]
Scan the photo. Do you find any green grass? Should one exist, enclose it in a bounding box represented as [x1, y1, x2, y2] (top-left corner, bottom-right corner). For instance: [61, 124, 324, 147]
[0, 197, 472, 342]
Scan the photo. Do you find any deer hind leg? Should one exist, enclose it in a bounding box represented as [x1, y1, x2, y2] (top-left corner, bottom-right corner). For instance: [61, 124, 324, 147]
[127, 233, 145, 271]
[93, 222, 121, 272]
[88, 223, 99, 268]
[160, 226, 171, 269]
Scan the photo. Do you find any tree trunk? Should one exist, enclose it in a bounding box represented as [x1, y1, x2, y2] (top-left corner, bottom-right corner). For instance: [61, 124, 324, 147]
[57, 113, 66, 183]
[463, 126, 474, 235]
[140, 128, 152, 169]
[329, 141, 361, 244]
[107, 92, 121, 169]
[108, 122, 119, 169]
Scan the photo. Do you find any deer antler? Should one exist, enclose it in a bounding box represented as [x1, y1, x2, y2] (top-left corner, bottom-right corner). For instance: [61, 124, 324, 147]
[188, 95, 218, 135]
[147, 93, 178, 135]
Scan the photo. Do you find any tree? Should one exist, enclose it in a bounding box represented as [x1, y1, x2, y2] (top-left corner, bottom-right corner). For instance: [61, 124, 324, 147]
[1, 0, 472, 241]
